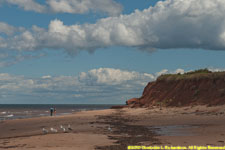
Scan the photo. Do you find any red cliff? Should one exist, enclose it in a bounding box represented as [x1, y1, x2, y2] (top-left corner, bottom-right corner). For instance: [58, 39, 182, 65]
[126, 69, 225, 107]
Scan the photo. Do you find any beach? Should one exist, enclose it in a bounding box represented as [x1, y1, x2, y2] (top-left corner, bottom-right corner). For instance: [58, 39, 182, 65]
[0, 105, 225, 150]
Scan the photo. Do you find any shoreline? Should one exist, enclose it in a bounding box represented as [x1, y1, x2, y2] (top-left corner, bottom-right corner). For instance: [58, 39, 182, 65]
[0, 104, 118, 121]
[0, 111, 77, 122]
[0, 105, 225, 149]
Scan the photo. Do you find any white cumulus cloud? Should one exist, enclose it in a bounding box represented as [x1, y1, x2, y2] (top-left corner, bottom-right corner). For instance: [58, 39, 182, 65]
[79, 68, 154, 85]
[47, 0, 122, 16]
[156, 69, 168, 77]
[155, 68, 185, 76]
[1, 0, 225, 56]
[0, 22, 17, 35]
[1, 0, 122, 16]
[208, 68, 225, 72]
[5, 0, 46, 13]
[175, 69, 185, 74]
[0, 68, 155, 103]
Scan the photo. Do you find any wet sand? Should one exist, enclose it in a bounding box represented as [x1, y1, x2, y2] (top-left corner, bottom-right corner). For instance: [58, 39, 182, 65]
[0, 105, 225, 149]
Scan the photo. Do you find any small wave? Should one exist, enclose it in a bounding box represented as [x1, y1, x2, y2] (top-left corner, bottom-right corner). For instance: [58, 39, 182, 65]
[1, 112, 7, 114]
[79, 109, 87, 111]
[39, 114, 46, 116]
[60, 113, 70, 115]
[5, 114, 14, 118]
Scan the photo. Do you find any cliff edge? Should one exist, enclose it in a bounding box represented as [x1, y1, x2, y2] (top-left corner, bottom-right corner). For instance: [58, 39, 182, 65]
[126, 69, 225, 108]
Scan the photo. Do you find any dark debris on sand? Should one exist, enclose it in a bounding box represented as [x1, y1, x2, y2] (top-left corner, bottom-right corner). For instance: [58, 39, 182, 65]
[94, 110, 160, 150]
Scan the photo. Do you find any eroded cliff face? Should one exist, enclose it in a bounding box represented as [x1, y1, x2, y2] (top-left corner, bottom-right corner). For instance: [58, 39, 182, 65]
[126, 71, 225, 108]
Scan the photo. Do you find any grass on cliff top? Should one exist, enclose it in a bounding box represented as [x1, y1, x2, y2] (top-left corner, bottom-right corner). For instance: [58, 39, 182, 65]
[157, 69, 225, 81]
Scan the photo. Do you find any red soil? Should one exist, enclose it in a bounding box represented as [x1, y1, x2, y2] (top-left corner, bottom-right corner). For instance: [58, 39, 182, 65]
[126, 71, 225, 108]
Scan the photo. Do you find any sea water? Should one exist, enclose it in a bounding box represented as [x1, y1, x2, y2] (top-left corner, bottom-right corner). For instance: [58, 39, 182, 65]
[0, 104, 116, 121]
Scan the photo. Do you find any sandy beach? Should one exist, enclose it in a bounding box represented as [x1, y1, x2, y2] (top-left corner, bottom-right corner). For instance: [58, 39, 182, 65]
[0, 105, 225, 150]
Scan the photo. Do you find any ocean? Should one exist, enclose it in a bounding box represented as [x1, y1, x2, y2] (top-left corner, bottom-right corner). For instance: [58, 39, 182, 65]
[0, 104, 118, 121]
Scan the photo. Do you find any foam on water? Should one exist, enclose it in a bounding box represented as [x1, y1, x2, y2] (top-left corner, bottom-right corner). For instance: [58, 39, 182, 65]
[0, 104, 118, 120]
[5, 114, 14, 118]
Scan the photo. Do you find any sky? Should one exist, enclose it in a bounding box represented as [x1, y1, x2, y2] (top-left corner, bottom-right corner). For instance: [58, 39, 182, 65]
[0, 0, 225, 104]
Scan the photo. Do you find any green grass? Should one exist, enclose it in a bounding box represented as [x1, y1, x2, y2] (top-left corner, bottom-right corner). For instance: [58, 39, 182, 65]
[157, 69, 225, 81]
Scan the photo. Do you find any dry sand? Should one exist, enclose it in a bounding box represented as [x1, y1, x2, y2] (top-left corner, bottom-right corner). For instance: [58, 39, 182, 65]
[0, 105, 225, 149]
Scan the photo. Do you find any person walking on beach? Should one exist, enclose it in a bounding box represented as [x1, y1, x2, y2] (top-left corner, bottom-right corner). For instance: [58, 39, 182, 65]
[50, 108, 54, 116]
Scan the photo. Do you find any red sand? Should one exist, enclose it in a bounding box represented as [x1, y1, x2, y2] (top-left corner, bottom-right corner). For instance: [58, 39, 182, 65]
[0, 105, 225, 149]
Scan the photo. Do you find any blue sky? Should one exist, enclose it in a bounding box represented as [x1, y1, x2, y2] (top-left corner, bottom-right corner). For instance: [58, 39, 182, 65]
[0, 0, 225, 104]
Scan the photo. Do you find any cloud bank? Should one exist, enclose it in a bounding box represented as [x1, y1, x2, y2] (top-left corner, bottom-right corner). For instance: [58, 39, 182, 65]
[5, 0, 46, 13]
[1, 0, 122, 16]
[0, 68, 155, 103]
[1, 67, 222, 103]
[1, 0, 225, 56]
